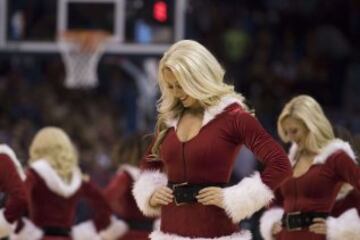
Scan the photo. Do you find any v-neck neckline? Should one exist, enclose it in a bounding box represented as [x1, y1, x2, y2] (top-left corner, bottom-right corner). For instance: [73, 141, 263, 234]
[292, 164, 316, 179]
[174, 127, 202, 143]
[174, 111, 204, 143]
[291, 153, 316, 179]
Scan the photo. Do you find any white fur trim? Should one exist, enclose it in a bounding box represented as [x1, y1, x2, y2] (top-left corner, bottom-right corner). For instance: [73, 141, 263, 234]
[10, 218, 43, 240]
[132, 170, 168, 217]
[287, 143, 298, 166]
[99, 216, 129, 240]
[119, 164, 141, 181]
[164, 95, 243, 129]
[30, 160, 82, 198]
[0, 144, 26, 180]
[223, 172, 274, 223]
[203, 96, 243, 127]
[313, 139, 357, 165]
[0, 209, 15, 238]
[327, 208, 360, 240]
[288, 139, 357, 166]
[259, 208, 284, 240]
[149, 229, 252, 240]
[71, 221, 101, 240]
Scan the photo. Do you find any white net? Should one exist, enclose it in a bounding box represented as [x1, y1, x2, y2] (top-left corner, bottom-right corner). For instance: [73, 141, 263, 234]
[58, 31, 113, 89]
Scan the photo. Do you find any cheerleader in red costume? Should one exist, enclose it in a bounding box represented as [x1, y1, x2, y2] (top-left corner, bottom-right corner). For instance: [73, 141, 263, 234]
[132, 40, 292, 240]
[10, 127, 127, 240]
[260, 95, 360, 240]
[0, 144, 26, 238]
[320, 129, 360, 240]
[330, 126, 360, 218]
[104, 134, 154, 240]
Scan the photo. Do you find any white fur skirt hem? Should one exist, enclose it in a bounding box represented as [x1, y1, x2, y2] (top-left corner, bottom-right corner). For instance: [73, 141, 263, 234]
[149, 230, 252, 240]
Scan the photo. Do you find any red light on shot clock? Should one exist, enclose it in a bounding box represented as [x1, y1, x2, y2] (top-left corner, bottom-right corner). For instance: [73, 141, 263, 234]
[153, 1, 167, 22]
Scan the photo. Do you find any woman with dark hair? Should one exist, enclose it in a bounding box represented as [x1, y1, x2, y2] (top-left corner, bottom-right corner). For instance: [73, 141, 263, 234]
[104, 134, 154, 240]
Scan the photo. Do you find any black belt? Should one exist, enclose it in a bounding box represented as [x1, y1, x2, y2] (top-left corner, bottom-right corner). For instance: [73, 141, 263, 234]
[168, 182, 226, 205]
[127, 219, 154, 231]
[281, 212, 329, 231]
[43, 226, 70, 237]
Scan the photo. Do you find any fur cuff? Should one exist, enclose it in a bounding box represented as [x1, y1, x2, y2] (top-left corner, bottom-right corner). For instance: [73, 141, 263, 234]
[223, 172, 274, 223]
[10, 218, 43, 240]
[327, 208, 360, 240]
[99, 216, 129, 240]
[150, 230, 251, 240]
[259, 208, 284, 240]
[0, 209, 15, 238]
[132, 170, 168, 217]
[313, 139, 357, 164]
[71, 221, 101, 240]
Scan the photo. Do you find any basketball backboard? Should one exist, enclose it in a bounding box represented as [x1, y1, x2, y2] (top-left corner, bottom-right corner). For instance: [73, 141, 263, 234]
[0, 0, 186, 54]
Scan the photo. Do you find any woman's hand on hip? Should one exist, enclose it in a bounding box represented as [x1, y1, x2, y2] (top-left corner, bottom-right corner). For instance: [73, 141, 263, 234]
[149, 186, 174, 207]
[309, 218, 327, 235]
[196, 187, 224, 208]
[272, 221, 282, 235]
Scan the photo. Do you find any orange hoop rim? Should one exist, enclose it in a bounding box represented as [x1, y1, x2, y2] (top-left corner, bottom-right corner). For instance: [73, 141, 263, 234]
[58, 30, 114, 53]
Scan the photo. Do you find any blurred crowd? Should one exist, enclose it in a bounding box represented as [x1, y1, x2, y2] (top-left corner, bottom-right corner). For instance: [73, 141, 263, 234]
[188, 0, 360, 133]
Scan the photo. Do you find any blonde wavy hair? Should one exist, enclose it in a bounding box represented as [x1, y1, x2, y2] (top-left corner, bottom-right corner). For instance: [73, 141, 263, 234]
[29, 127, 78, 182]
[151, 40, 248, 158]
[277, 95, 335, 153]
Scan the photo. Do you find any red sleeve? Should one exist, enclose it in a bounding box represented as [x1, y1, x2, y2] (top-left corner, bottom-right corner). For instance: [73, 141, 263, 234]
[0, 154, 27, 223]
[80, 180, 112, 231]
[326, 151, 360, 191]
[331, 189, 360, 217]
[24, 169, 40, 204]
[232, 111, 292, 190]
[24, 169, 38, 195]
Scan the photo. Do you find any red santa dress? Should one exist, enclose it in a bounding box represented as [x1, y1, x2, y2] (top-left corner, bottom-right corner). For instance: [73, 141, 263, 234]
[133, 96, 292, 240]
[11, 159, 127, 240]
[260, 139, 360, 240]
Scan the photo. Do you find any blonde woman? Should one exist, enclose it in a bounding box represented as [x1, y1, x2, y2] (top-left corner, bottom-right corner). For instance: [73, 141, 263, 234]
[11, 127, 126, 240]
[132, 40, 292, 240]
[260, 95, 360, 240]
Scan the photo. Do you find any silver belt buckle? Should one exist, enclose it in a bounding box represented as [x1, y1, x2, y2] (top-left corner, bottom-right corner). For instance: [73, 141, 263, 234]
[172, 182, 188, 206]
[286, 211, 302, 231]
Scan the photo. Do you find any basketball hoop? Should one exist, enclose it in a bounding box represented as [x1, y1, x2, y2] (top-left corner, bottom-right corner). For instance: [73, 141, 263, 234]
[58, 30, 116, 89]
